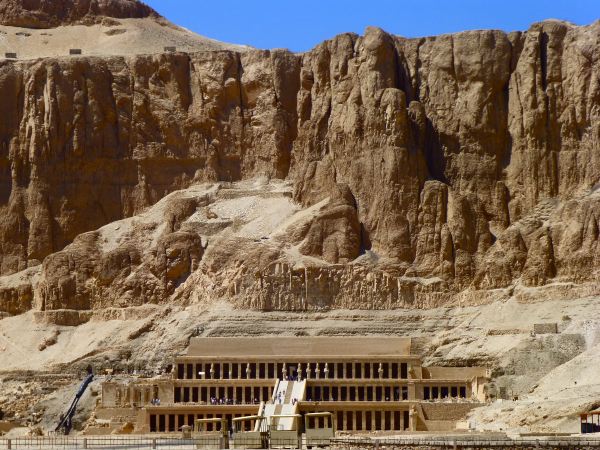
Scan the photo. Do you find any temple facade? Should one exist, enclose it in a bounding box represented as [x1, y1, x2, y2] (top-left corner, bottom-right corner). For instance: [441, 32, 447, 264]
[96, 337, 489, 435]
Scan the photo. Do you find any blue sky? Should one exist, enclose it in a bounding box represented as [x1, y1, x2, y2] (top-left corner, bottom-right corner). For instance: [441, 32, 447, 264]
[144, 0, 599, 52]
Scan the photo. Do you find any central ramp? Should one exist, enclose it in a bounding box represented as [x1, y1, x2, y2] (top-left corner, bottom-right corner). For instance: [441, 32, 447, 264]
[264, 380, 306, 431]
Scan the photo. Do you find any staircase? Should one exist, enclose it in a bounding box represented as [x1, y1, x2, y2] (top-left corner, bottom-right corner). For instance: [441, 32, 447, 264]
[263, 379, 306, 431]
[254, 402, 266, 432]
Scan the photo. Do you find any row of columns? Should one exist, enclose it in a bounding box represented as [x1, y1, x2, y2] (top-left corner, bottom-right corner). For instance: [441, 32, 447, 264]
[423, 385, 469, 400]
[176, 361, 409, 380]
[112, 385, 156, 407]
[174, 385, 274, 404]
[321, 410, 411, 432]
[150, 413, 250, 433]
[306, 384, 410, 402]
[149, 410, 410, 433]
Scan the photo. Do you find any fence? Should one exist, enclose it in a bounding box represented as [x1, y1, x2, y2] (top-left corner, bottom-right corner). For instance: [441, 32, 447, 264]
[4, 436, 600, 450]
[0, 437, 208, 450]
[0, 436, 285, 450]
[333, 436, 600, 449]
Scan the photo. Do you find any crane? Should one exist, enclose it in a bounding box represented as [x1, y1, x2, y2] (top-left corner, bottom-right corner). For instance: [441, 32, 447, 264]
[55, 368, 94, 435]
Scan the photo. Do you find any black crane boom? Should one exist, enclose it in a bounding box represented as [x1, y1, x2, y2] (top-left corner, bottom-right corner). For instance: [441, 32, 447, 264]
[55, 372, 94, 435]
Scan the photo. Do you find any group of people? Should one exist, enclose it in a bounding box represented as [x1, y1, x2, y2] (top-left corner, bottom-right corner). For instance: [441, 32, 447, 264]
[209, 397, 259, 405]
[272, 389, 298, 405]
[150, 398, 161, 405]
[284, 374, 301, 381]
[273, 390, 286, 404]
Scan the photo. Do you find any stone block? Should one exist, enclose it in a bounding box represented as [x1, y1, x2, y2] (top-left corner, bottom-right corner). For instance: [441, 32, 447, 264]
[533, 323, 558, 334]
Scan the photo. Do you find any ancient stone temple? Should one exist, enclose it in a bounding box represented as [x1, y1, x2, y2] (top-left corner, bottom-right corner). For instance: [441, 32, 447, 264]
[97, 337, 489, 434]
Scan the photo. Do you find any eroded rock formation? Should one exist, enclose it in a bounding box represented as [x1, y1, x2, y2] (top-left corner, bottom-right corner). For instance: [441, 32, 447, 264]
[0, 18, 599, 316]
[0, 0, 157, 28]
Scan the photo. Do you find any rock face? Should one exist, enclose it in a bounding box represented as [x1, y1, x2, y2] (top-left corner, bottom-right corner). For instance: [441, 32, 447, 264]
[0, 19, 599, 316]
[0, 0, 157, 28]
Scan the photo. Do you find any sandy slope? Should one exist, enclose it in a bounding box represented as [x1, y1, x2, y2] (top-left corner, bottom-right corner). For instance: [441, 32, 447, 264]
[0, 17, 247, 60]
[469, 342, 600, 434]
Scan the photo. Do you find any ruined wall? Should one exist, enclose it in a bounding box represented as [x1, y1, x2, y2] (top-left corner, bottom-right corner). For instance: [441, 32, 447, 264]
[421, 403, 481, 421]
[0, 20, 599, 313]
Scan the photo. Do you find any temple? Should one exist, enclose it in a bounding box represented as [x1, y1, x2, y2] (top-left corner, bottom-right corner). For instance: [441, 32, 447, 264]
[96, 337, 489, 435]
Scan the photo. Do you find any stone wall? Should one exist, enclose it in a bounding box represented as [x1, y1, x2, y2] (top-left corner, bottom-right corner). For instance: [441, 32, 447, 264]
[421, 403, 481, 421]
[533, 323, 559, 334]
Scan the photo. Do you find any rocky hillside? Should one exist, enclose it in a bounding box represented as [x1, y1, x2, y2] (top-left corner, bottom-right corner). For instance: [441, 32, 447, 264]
[0, 0, 157, 28]
[0, 17, 599, 318]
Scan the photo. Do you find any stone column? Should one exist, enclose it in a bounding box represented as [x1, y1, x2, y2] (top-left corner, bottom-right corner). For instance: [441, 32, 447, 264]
[361, 363, 365, 379]
[315, 363, 320, 379]
[371, 410, 376, 430]
[342, 411, 347, 431]
[378, 363, 383, 379]
[324, 363, 329, 379]
[407, 382, 416, 400]
[352, 411, 356, 431]
[409, 407, 416, 431]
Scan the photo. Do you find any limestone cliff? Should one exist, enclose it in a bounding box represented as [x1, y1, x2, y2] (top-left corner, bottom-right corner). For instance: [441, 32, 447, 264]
[0, 0, 157, 28]
[0, 19, 599, 316]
